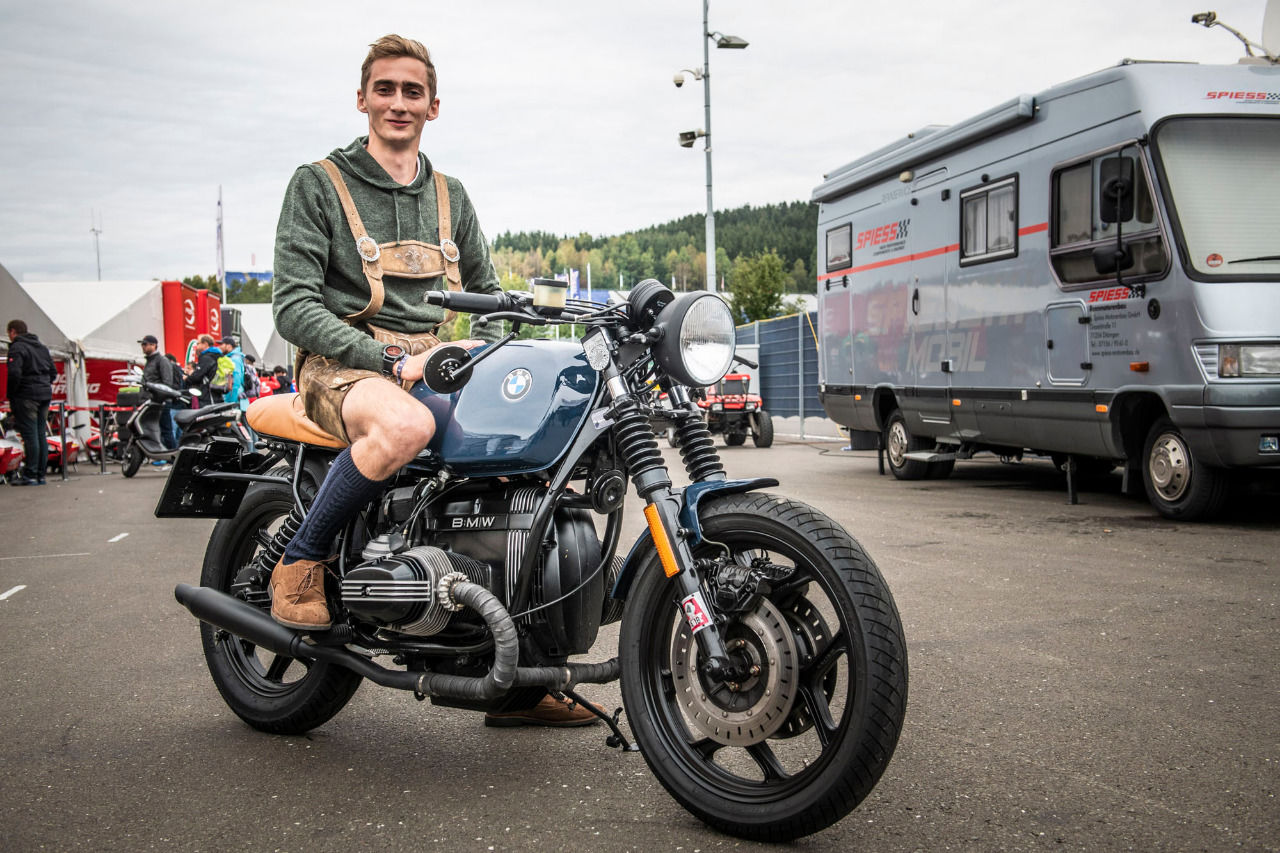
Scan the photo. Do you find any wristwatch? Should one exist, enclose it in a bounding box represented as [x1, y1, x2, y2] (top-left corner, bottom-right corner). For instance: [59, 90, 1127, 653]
[379, 343, 406, 377]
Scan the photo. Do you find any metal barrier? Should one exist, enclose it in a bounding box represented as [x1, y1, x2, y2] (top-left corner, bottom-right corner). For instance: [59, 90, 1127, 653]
[735, 312, 826, 437]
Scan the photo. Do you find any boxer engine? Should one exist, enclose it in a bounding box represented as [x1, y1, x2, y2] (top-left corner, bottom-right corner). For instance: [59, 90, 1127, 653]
[340, 484, 623, 657]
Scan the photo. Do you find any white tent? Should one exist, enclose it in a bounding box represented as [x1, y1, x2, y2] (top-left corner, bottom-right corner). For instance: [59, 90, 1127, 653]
[20, 280, 166, 361]
[234, 303, 292, 370]
[0, 263, 74, 360]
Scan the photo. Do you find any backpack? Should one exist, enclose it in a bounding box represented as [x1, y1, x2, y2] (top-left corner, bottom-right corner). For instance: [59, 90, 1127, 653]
[211, 355, 235, 393]
[243, 365, 261, 398]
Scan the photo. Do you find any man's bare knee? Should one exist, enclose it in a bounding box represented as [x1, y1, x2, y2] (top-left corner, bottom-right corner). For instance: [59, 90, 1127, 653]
[342, 379, 435, 477]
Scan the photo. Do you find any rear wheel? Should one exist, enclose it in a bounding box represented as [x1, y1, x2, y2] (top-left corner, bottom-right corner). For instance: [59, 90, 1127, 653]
[752, 410, 774, 448]
[121, 441, 143, 478]
[725, 431, 747, 447]
[620, 493, 908, 841]
[883, 409, 929, 480]
[1141, 417, 1228, 520]
[199, 470, 361, 734]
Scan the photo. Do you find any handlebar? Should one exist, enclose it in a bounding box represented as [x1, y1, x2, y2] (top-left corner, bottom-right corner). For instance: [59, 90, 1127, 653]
[423, 290, 517, 315]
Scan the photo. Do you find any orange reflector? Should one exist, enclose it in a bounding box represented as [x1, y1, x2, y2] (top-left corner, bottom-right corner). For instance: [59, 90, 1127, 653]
[644, 504, 681, 578]
[854, 394, 862, 401]
[1129, 361, 1150, 372]
[952, 399, 962, 407]
[1095, 404, 1109, 413]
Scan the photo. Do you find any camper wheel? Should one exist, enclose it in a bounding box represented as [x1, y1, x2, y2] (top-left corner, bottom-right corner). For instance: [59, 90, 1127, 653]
[884, 409, 931, 481]
[1141, 417, 1228, 520]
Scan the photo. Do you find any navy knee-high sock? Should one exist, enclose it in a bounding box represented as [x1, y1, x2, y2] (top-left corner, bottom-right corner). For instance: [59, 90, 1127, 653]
[283, 448, 387, 563]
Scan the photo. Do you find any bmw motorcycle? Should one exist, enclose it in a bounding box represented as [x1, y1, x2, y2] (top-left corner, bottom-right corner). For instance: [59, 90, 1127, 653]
[163, 280, 908, 841]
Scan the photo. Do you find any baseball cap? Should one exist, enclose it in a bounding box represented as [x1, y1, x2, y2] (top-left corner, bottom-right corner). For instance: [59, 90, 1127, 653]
[220, 335, 237, 346]
[138, 334, 159, 345]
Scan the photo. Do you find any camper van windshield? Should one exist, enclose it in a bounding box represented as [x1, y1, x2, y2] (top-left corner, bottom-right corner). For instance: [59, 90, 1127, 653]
[1154, 117, 1280, 279]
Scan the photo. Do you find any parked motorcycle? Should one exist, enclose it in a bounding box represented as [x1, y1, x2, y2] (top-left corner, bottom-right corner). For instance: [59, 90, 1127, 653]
[121, 383, 252, 477]
[163, 280, 908, 841]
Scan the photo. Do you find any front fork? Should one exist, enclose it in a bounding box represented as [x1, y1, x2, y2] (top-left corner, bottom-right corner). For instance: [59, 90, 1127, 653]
[603, 368, 746, 682]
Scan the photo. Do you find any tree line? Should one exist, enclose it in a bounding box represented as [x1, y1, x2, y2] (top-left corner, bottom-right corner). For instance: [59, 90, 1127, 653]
[183, 198, 819, 323]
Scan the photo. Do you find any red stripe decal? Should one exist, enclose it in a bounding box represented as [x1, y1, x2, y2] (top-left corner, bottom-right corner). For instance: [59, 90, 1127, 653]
[819, 221, 1049, 281]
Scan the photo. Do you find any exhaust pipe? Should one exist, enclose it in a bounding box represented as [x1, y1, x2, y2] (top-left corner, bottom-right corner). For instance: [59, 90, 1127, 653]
[174, 583, 619, 696]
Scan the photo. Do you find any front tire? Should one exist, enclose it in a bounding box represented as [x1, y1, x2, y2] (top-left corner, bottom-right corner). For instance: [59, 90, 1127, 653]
[620, 492, 908, 841]
[199, 470, 361, 734]
[121, 441, 143, 478]
[752, 410, 774, 448]
[1141, 417, 1228, 520]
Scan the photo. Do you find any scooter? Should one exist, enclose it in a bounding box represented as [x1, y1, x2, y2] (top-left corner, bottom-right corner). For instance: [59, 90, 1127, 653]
[120, 383, 253, 477]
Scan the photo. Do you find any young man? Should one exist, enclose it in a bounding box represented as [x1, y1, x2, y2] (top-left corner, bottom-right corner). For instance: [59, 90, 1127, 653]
[138, 334, 178, 453]
[5, 319, 58, 485]
[184, 334, 221, 403]
[271, 35, 595, 727]
[218, 336, 246, 408]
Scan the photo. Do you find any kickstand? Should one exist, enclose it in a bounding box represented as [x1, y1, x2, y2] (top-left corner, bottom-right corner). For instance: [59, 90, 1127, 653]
[565, 689, 640, 752]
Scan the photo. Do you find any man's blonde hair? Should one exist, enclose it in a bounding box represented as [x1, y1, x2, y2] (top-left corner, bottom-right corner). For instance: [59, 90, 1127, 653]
[361, 34, 436, 100]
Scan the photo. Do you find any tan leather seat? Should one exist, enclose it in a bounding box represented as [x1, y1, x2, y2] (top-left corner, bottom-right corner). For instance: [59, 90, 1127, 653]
[247, 393, 347, 449]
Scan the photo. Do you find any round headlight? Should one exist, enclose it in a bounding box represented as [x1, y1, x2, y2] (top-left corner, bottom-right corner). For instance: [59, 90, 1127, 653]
[653, 292, 736, 387]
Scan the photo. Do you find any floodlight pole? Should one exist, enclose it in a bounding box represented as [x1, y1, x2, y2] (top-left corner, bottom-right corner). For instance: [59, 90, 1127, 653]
[702, 0, 716, 294]
[89, 210, 102, 281]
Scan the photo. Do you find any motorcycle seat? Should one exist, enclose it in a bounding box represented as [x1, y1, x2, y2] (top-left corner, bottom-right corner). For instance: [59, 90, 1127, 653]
[174, 402, 237, 426]
[247, 393, 347, 450]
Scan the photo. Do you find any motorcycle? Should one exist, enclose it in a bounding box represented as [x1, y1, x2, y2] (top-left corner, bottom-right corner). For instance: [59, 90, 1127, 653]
[121, 382, 252, 477]
[163, 280, 908, 841]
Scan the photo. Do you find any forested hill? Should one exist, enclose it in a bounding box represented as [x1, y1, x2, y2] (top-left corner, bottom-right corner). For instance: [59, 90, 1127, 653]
[490, 200, 818, 293]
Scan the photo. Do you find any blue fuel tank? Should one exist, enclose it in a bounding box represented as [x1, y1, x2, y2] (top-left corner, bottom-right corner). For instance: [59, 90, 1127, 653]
[408, 341, 599, 477]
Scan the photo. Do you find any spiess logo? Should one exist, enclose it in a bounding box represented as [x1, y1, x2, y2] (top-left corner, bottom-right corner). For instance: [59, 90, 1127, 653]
[1204, 90, 1280, 101]
[855, 219, 910, 250]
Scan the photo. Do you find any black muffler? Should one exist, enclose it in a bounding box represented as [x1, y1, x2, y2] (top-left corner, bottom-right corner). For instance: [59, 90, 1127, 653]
[173, 583, 619, 696]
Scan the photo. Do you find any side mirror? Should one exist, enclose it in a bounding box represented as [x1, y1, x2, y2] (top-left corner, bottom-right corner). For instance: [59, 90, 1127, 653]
[1098, 157, 1135, 223]
[1093, 244, 1134, 275]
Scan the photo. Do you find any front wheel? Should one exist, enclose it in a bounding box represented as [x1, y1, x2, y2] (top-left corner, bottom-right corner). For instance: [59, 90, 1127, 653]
[752, 410, 774, 448]
[121, 441, 143, 478]
[620, 492, 908, 841]
[199, 469, 361, 734]
[883, 408, 929, 480]
[1141, 416, 1228, 520]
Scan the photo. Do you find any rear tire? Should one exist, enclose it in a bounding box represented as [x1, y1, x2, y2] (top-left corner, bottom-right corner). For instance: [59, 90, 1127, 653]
[883, 409, 929, 480]
[121, 441, 143, 478]
[752, 410, 774, 448]
[725, 432, 747, 447]
[199, 470, 361, 734]
[1141, 417, 1228, 520]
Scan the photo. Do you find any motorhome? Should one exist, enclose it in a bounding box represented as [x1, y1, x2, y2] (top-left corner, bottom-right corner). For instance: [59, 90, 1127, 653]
[813, 58, 1279, 519]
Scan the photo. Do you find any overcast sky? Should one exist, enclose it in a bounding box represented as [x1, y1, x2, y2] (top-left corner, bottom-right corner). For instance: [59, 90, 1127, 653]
[0, 0, 1266, 282]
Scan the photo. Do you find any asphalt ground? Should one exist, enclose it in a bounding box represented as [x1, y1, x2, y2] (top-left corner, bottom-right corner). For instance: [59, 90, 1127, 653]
[0, 443, 1276, 852]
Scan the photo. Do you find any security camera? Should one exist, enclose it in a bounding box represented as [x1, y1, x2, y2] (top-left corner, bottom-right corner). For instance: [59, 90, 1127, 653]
[673, 73, 685, 88]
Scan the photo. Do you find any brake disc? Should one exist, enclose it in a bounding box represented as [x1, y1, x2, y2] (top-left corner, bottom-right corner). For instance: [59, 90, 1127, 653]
[668, 596, 799, 746]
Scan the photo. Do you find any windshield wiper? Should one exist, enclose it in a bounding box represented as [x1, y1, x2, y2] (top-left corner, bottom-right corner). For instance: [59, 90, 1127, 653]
[1228, 254, 1280, 264]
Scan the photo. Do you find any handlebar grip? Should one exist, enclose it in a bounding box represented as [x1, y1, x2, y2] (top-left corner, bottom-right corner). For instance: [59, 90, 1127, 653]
[424, 290, 510, 314]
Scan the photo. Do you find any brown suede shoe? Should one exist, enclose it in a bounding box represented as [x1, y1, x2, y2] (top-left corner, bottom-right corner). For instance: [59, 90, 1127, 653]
[270, 558, 332, 630]
[484, 694, 604, 728]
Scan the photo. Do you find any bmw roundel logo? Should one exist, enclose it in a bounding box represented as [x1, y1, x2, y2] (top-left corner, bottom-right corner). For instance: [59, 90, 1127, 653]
[502, 368, 532, 401]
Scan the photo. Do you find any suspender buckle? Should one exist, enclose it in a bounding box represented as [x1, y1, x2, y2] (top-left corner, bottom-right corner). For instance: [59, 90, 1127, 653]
[356, 235, 381, 262]
[440, 238, 461, 263]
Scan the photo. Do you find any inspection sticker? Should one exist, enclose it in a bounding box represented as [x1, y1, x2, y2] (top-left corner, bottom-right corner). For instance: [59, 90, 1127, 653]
[681, 590, 714, 634]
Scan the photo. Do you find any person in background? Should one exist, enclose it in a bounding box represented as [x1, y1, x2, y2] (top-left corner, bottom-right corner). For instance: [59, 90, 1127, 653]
[139, 335, 178, 461]
[243, 353, 263, 401]
[184, 334, 221, 403]
[218, 336, 246, 410]
[5, 319, 58, 485]
[272, 365, 294, 393]
[164, 352, 185, 445]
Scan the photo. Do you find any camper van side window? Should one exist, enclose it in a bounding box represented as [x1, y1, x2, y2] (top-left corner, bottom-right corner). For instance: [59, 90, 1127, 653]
[1050, 144, 1167, 286]
[959, 176, 1018, 266]
[826, 224, 852, 272]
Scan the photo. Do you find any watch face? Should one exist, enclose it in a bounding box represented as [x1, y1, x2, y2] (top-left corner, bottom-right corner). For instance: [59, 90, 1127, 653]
[384, 344, 405, 358]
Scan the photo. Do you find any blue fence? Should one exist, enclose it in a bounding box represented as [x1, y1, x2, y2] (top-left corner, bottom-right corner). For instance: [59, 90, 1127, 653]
[735, 312, 823, 421]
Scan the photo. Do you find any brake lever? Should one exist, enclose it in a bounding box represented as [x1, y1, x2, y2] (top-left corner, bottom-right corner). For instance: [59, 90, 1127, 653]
[474, 311, 546, 328]
[732, 353, 759, 369]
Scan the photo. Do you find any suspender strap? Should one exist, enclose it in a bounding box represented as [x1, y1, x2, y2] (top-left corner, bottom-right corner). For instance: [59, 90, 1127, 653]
[314, 159, 463, 325]
[316, 159, 384, 323]
[434, 170, 462, 288]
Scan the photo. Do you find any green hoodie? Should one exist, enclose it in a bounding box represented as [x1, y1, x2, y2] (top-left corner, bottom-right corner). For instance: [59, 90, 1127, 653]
[272, 137, 501, 372]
